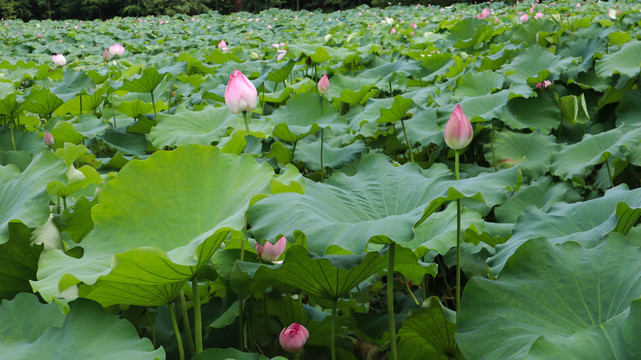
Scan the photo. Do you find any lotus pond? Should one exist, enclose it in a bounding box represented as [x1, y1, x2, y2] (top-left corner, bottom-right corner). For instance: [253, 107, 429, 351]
[2, 0, 641, 359]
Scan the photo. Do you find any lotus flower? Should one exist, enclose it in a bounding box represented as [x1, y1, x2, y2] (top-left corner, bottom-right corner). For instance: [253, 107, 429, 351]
[52, 54, 66, 66]
[254, 236, 287, 262]
[477, 8, 490, 19]
[444, 104, 473, 150]
[218, 39, 228, 52]
[279, 323, 309, 352]
[390, 27, 396, 34]
[534, 12, 544, 19]
[317, 74, 330, 95]
[109, 43, 125, 56]
[225, 69, 258, 114]
[43, 130, 55, 147]
[536, 80, 552, 89]
[103, 49, 111, 61]
[520, 14, 529, 23]
[276, 50, 287, 61]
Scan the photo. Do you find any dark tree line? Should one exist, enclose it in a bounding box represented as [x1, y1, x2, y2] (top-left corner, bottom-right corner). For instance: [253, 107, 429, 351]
[0, 0, 467, 20]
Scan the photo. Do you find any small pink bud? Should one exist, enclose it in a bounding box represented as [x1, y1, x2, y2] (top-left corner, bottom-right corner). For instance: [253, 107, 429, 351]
[254, 236, 287, 262]
[277, 50, 287, 61]
[52, 54, 66, 66]
[520, 14, 529, 23]
[279, 323, 309, 353]
[43, 130, 55, 147]
[225, 69, 258, 114]
[317, 74, 330, 95]
[103, 48, 111, 61]
[534, 12, 544, 19]
[218, 39, 228, 51]
[390, 28, 396, 34]
[109, 43, 125, 56]
[444, 104, 473, 150]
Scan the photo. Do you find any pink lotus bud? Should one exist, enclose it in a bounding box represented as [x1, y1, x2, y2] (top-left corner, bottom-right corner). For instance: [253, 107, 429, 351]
[520, 14, 529, 23]
[477, 8, 490, 19]
[43, 130, 55, 147]
[109, 43, 125, 56]
[254, 236, 287, 261]
[103, 48, 111, 61]
[218, 39, 228, 51]
[317, 74, 330, 95]
[534, 12, 543, 19]
[52, 54, 66, 66]
[444, 104, 473, 150]
[225, 69, 258, 114]
[390, 28, 396, 34]
[279, 323, 309, 352]
[277, 50, 287, 61]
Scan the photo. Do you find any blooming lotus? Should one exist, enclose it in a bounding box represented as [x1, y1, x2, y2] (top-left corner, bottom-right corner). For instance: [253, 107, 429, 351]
[52, 54, 66, 66]
[279, 323, 309, 352]
[225, 69, 258, 114]
[444, 104, 473, 150]
[109, 43, 125, 56]
[317, 74, 330, 95]
[477, 8, 490, 19]
[520, 14, 529, 23]
[254, 236, 287, 262]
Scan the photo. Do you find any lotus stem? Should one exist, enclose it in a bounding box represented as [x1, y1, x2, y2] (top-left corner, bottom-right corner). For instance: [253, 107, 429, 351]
[403, 277, 419, 306]
[146, 307, 156, 348]
[320, 128, 325, 181]
[239, 238, 245, 351]
[150, 90, 157, 123]
[455, 150, 461, 311]
[400, 118, 414, 163]
[491, 121, 497, 172]
[10, 126, 16, 151]
[387, 242, 398, 360]
[192, 276, 203, 354]
[111, 94, 117, 128]
[606, 158, 613, 189]
[330, 301, 337, 360]
[243, 111, 250, 154]
[291, 140, 297, 162]
[178, 290, 195, 356]
[168, 303, 185, 360]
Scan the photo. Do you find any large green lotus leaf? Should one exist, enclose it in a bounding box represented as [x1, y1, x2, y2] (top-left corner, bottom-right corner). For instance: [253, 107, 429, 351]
[0, 129, 47, 154]
[595, 40, 641, 78]
[489, 185, 641, 274]
[347, 98, 393, 137]
[484, 130, 557, 179]
[53, 86, 107, 117]
[22, 87, 64, 116]
[248, 154, 520, 255]
[32, 145, 274, 304]
[0, 152, 67, 244]
[0, 295, 165, 360]
[149, 105, 236, 148]
[121, 66, 166, 94]
[502, 45, 576, 84]
[494, 177, 572, 223]
[398, 296, 463, 360]
[51, 68, 95, 101]
[550, 125, 641, 181]
[457, 235, 641, 360]
[614, 89, 641, 127]
[499, 91, 561, 133]
[448, 18, 488, 49]
[357, 60, 423, 88]
[377, 95, 414, 123]
[268, 93, 344, 142]
[458, 90, 510, 123]
[0, 223, 41, 300]
[403, 105, 443, 147]
[323, 73, 378, 104]
[250, 245, 387, 301]
[0, 293, 65, 342]
[294, 134, 366, 171]
[557, 36, 607, 79]
[409, 202, 483, 257]
[98, 128, 148, 156]
[452, 70, 505, 101]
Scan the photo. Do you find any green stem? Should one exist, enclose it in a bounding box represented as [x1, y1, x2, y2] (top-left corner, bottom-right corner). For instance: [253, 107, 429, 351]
[79, 95, 83, 115]
[150, 90, 157, 123]
[192, 276, 203, 354]
[239, 238, 245, 351]
[261, 83, 265, 114]
[491, 121, 497, 172]
[606, 158, 613, 189]
[400, 118, 414, 163]
[169, 303, 185, 360]
[291, 140, 297, 162]
[146, 307, 156, 348]
[111, 94, 117, 128]
[178, 290, 196, 356]
[243, 111, 251, 154]
[387, 243, 398, 360]
[62, 197, 67, 212]
[403, 278, 419, 306]
[320, 128, 325, 181]
[455, 150, 461, 311]
[330, 301, 337, 360]
[10, 126, 16, 151]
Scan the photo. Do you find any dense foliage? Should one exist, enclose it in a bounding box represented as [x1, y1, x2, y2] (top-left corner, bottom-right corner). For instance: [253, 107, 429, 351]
[2, 0, 641, 359]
